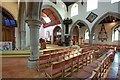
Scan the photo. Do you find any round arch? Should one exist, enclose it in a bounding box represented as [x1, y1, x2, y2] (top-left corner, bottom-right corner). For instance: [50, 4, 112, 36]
[42, 5, 64, 44]
[1, 6, 15, 20]
[42, 5, 63, 25]
[91, 12, 120, 33]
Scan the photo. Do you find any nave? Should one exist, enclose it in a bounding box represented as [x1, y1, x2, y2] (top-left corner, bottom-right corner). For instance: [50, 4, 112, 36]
[1, 1, 120, 79]
[2, 45, 120, 79]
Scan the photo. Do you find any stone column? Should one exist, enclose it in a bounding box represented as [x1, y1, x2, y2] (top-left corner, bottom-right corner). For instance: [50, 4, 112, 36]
[61, 24, 65, 46]
[18, 2, 26, 50]
[89, 32, 94, 46]
[26, 20, 41, 69]
[25, 1, 42, 69]
[118, 31, 120, 46]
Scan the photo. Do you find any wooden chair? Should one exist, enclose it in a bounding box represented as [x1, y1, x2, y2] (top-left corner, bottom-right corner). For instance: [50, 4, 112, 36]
[50, 53, 59, 63]
[64, 58, 72, 77]
[43, 50, 51, 54]
[82, 52, 88, 66]
[45, 60, 65, 78]
[64, 51, 70, 59]
[58, 52, 65, 60]
[72, 56, 79, 73]
[78, 54, 83, 69]
[39, 54, 50, 68]
[87, 51, 93, 64]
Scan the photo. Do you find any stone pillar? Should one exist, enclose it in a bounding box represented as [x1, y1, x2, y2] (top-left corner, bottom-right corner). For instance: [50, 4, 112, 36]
[89, 32, 93, 46]
[26, 20, 41, 69]
[18, 2, 26, 50]
[61, 24, 65, 46]
[118, 1, 120, 13]
[118, 31, 120, 46]
[25, 1, 42, 69]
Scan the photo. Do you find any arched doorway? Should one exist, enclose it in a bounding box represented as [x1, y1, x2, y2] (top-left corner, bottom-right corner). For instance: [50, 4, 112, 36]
[53, 26, 62, 46]
[2, 7, 16, 50]
[91, 12, 120, 45]
[70, 20, 90, 45]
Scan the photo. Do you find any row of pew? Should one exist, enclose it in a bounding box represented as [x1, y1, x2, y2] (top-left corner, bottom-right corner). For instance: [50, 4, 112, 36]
[38, 46, 105, 69]
[37, 46, 115, 79]
[43, 48, 70, 54]
[38, 48, 72, 68]
[44, 49, 114, 79]
[93, 44, 120, 52]
[70, 49, 115, 79]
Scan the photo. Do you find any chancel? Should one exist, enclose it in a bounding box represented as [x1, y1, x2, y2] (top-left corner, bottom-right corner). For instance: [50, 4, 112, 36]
[1, 0, 120, 79]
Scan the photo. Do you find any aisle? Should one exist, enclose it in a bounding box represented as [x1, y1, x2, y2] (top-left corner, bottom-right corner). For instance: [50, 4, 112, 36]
[106, 52, 120, 79]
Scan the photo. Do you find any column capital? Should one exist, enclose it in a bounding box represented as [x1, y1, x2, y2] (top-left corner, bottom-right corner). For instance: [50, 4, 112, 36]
[25, 19, 41, 28]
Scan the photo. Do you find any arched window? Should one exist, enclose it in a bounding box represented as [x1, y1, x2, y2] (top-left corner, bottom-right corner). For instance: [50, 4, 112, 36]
[85, 29, 95, 40]
[85, 29, 89, 40]
[71, 3, 78, 17]
[111, 0, 120, 4]
[46, 31, 50, 41]
[112, 25, 120, 41]
[87, 0, 98, 12]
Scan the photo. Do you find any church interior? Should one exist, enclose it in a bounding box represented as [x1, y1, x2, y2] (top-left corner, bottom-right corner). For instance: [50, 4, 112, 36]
[1, 0, 120, 79]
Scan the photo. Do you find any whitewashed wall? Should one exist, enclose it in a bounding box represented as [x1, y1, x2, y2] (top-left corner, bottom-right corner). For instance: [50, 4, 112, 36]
[68, 1, 119, 45]
[69, 2, 119, 32]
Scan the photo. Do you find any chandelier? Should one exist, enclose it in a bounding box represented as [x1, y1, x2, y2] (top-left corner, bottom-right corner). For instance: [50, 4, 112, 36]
[98, 23, 108, 42]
